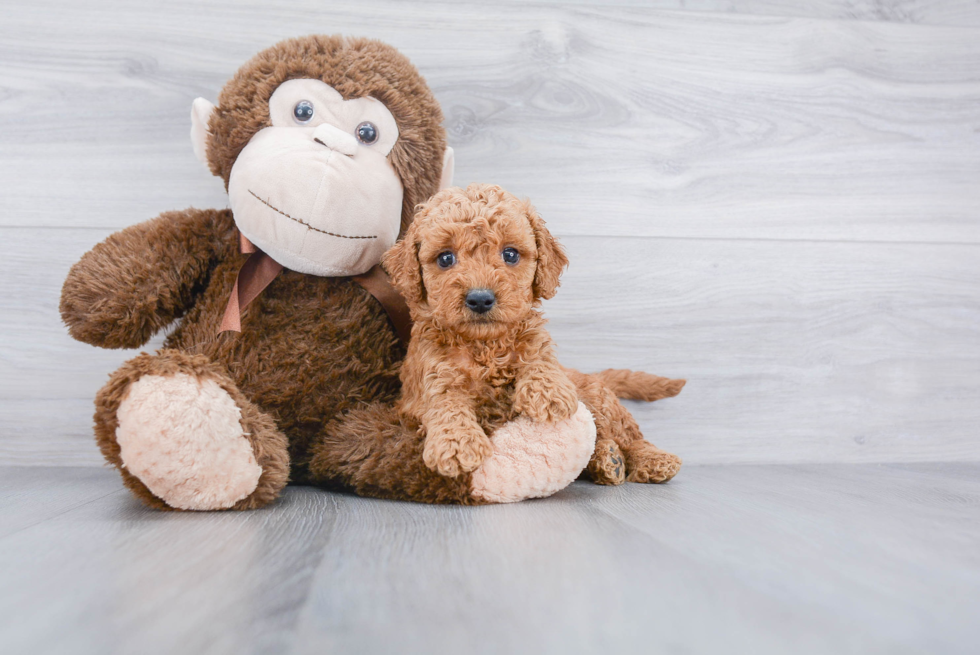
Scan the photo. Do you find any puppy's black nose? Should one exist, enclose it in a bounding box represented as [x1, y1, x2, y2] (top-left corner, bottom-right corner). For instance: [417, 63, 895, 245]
[465, 288, 496, 314]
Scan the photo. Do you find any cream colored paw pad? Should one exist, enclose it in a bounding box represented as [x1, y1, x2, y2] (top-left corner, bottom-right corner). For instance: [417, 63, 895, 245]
[470, 402, 597, 503]
[116, 374, 261, 510]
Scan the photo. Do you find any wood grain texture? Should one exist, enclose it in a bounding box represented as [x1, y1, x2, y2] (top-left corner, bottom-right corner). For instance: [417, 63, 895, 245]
[526, 1, 980, 26]
[1, 464, 977, 654]
[1, 1, 978, 466]
[0, 472, 340, 655]
[0, 466, 121, 539]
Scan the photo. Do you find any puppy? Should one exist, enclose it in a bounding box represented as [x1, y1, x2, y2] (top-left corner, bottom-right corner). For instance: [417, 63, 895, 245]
[384, 183, 683, 482]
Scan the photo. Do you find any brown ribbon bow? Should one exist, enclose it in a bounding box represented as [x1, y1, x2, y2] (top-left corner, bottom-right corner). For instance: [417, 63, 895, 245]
[219, 233, 413, 344]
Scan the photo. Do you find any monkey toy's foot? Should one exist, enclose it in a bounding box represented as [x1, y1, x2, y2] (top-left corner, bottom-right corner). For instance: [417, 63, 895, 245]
[96, 350, 289, 511]
[622, 440, 682, 484]
[469, 402, 597, 503]
[116, 373, 261, 510]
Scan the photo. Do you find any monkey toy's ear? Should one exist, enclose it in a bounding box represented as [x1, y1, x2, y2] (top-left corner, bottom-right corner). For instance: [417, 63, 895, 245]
[527, 205, 569, 301]
[382, 229, 426, 308]
[439, 147, 455, 191]
[190, 97, 216, 169]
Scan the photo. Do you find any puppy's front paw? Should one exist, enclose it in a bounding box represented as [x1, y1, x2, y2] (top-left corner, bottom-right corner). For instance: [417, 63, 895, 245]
[514, 375, 579, 424]
[423, 428, 493, 478]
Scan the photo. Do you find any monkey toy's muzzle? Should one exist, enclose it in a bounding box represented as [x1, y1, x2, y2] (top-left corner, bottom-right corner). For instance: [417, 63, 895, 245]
[227, 125, 403, 277]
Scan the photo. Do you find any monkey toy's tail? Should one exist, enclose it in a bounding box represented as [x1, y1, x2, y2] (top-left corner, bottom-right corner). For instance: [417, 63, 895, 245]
[593, 369, 686, 402]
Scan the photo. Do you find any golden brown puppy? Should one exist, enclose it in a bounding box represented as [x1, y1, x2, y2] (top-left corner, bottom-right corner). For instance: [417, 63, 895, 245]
[384, 183, 578, 476]
[385, 183, 683, 482]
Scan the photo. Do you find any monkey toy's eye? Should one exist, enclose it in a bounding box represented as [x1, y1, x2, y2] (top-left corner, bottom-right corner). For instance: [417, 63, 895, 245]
[502, 247, 520, 265]
[436, 251, 456, 269]
[293, 100, 315, 124]
[356, 121, 379, 145]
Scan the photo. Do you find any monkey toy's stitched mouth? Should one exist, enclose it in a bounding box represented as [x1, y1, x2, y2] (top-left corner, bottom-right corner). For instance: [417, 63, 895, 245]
[247, 190, 378, 240]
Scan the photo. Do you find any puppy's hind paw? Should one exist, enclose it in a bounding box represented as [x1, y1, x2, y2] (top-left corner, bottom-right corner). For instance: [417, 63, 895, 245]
[624, 440, 682, 484]
[586, 439, 627, 486]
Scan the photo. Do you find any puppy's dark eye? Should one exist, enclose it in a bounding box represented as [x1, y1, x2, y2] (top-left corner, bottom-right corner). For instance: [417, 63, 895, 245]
[502, 247, 520, 265]
[293, 100, 315, 124]
[356, 121, 379, 144]
[436, 251, 456, 269]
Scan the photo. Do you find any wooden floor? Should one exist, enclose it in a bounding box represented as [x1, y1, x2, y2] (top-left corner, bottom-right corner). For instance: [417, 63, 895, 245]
[1, 464, 977, 654]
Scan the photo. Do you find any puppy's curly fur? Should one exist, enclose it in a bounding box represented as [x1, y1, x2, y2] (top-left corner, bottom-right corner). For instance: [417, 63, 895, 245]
[384, 183, 683, 482]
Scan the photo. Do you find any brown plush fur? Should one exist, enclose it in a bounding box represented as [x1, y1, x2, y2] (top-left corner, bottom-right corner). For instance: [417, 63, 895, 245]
[66, 204, 408, 508]
[309, 404, 481, 505]
[307, 185, 682, 499]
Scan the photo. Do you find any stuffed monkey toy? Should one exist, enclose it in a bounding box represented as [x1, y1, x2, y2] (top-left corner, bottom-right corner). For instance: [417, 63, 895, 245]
[60, 35, 682, 510]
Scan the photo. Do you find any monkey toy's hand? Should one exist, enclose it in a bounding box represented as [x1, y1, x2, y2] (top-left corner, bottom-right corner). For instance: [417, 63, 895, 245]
[60, 209, 219, 349]
[513, 367, 580, 424]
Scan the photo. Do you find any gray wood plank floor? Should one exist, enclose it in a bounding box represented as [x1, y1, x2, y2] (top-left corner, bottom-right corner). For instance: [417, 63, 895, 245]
[1, 464, 977, 654]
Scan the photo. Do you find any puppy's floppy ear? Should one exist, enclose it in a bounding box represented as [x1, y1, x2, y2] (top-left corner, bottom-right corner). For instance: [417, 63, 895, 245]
[382, 226, 426, 306]
[527, 205, 568, 300]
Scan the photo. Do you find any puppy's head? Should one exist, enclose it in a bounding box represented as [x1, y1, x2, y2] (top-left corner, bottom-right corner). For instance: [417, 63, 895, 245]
[383, 183, 568, 338]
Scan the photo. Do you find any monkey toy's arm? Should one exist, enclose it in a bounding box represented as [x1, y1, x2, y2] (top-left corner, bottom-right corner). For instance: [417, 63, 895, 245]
[60, 208, 232, 349]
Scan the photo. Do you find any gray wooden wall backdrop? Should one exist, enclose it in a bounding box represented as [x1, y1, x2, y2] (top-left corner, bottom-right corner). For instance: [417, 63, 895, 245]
[1, 1, 978, 467]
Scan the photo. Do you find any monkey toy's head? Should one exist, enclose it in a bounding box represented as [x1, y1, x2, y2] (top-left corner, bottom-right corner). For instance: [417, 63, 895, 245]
[191, 35, 453, 276]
